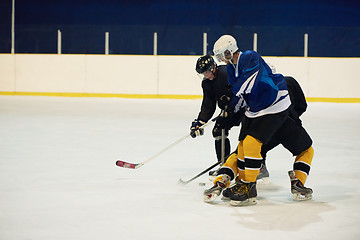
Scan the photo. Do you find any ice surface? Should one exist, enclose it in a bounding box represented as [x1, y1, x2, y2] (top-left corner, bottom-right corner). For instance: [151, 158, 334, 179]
[0, 96, 359, 240]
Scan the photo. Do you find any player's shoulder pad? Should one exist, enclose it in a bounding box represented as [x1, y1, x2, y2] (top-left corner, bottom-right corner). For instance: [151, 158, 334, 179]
[239, 50, 260, 72]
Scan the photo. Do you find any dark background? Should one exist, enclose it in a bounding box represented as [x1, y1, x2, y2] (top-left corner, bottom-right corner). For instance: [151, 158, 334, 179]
[0, 0, 359, 56]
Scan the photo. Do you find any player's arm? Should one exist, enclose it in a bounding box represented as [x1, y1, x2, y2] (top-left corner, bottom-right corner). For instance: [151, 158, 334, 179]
[190, 82, 215, 138]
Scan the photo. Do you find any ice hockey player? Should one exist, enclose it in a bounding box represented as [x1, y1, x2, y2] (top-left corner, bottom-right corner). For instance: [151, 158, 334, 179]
[190, 55, 234, 162]
[190, 55, 269, 179]
[203, 35, 314, 206]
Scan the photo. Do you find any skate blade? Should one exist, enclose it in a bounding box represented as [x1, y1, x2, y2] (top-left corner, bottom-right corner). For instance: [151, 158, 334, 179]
[292, 193, 312, 201]
[256, 177, 271, 185]
[221, 196, 230, 201]
[204, 193, 219, 203]
[229, 197, 257, 206]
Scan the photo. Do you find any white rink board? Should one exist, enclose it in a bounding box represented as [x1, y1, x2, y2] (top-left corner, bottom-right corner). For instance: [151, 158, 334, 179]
[0, 54, 359, 98]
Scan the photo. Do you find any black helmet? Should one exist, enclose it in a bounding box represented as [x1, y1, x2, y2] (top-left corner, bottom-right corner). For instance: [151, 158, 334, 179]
[195, 55, 217, 74]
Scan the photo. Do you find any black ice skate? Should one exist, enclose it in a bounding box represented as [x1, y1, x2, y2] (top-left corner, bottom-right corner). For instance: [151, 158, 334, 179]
[222, 180, 243, 200]
[229, 180, 257, 206]
[256, 163, 271, 184]
[288, 170, 313, 201]
[204, 175, 230, 203]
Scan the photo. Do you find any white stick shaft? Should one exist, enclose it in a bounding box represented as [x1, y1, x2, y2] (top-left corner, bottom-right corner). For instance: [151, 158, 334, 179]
[138, 120, 215, 166]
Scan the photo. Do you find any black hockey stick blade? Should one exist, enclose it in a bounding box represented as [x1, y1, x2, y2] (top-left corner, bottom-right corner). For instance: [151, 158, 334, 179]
[178, 161, 221, 185]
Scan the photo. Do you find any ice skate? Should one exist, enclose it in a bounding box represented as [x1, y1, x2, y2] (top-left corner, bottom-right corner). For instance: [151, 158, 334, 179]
[256, 163, 271, 184]
[204, 175, 230, 203]
[288, 170, 313, 201]
[229, 181, 257, 206]
[222, 180, 243, 200]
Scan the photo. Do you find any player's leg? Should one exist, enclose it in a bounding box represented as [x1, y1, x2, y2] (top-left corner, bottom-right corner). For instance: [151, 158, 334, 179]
[222, 141, 248, 200]
[280, 117, 314, 201]
[257, 139, 279, 184]
[213, 126, 231, 162]
[204, 144, 242, 203]
[203, 152, 236, 203]
[230, 110, 288, 206]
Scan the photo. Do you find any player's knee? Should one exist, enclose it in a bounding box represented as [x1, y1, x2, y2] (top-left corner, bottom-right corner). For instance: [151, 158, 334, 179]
[212, 127, 228, 138]
[223, 153, 238, 167]
[243, 135, 263, 159]
[296, 146, 314, 165]
[214, 136, 222, 141]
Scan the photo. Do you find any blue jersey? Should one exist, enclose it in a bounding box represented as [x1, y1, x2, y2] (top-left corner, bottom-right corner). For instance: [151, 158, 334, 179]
[228, 50, 291, 118]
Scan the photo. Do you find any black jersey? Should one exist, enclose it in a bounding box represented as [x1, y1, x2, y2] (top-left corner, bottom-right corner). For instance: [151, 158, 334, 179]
[197, 65, 229, 122]
[285, 76, 307, 117]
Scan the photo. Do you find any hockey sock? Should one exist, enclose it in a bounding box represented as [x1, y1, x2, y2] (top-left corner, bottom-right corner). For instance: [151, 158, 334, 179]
[294, 146, 314, 185]
[243, 135, 263, 182]
[217, 152, 238, 180]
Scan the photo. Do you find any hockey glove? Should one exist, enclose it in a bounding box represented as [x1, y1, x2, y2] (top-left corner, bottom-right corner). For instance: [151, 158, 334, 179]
[215, 106, 235, 129]
[218, 95, 231, 110]
[190, 119, 206, 138]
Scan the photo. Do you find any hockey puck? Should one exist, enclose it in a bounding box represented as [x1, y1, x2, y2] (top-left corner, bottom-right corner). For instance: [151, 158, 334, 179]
[198, 182, 206, 186]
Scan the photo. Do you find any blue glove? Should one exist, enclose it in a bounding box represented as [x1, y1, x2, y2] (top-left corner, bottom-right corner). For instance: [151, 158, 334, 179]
[190, 119, 206, 138]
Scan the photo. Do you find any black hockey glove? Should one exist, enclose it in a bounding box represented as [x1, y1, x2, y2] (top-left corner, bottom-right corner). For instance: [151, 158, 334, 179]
[218, 95, 231, 110]
[190, 119, 206, 138]
[215, 106, 235, 129]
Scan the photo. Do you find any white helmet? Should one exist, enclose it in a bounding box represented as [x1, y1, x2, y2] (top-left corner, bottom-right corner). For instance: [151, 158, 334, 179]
[213, 35, 238, 63]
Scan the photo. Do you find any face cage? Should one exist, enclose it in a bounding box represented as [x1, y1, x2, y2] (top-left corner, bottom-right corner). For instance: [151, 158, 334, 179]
[198, 68, 216, 80]
[215, 53, 225, 62]
[215, 50, 233, 63]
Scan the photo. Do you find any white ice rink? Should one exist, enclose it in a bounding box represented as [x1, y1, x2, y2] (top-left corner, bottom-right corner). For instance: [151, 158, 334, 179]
[1, 96, 360, 240]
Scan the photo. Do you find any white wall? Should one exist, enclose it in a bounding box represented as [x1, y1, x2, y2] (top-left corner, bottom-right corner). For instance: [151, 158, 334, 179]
[264, 57, 360, 98]
[1, 54, 359, 98]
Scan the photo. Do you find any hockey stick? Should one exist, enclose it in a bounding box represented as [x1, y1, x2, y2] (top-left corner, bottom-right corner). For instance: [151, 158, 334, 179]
[116, 116, 218, 169]
[116, 134, 190, 169]
[178, 161, 221, 185]
[220, 109, 226, 165]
